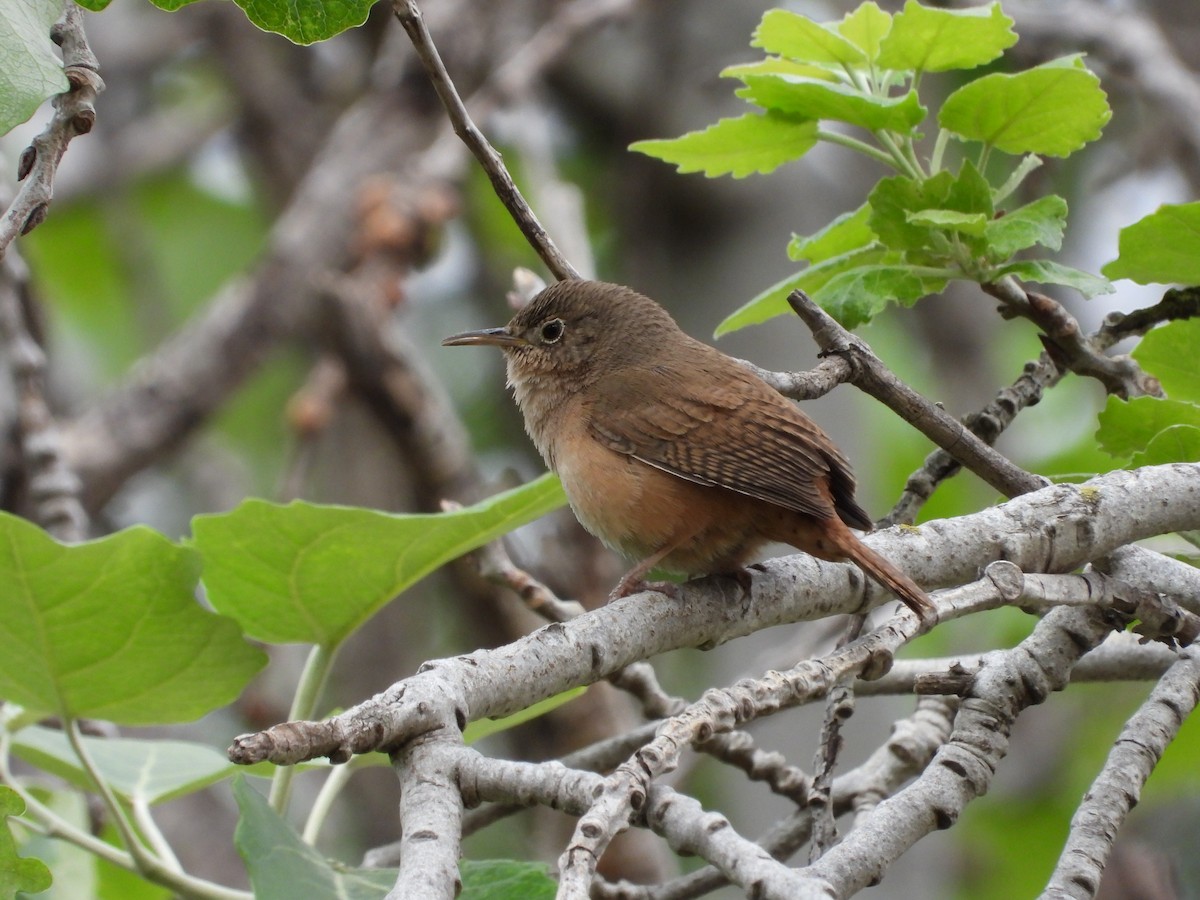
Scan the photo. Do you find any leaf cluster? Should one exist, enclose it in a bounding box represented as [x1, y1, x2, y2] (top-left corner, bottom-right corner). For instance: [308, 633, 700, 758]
[631, 1, 1114, 331]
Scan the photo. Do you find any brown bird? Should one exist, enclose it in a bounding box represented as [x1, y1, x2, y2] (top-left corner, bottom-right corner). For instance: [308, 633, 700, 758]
[444, 280, 934, 622]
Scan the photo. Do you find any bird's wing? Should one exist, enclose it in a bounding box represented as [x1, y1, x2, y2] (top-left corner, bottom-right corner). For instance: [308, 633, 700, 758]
[588, 354, 869, 527]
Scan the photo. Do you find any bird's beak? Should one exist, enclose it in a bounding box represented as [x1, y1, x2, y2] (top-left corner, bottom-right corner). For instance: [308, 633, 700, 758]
[441, 327, 527, 348]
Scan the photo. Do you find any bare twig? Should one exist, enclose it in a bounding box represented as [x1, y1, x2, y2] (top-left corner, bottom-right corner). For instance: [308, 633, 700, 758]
[884, 283, 1200, 526]
[808, 617, 865, 862]
[1096, 286, 1200, 350]
[739, 356, 853, 401]
[787, 289, 1048, 499]
[881, 354, 1060, 527]
[392, 0, 581, 282]
[0, 4, 103, 258]
[983, 278, 1160, 398]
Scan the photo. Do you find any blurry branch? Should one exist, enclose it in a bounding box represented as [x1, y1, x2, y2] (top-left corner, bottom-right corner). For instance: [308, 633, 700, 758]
[0, 4, 103, 257]
[0, 257, 88, 541]
[61, 91, 439, 511]
[393, 0, 581, 282]
[787, 289, 1048, 499]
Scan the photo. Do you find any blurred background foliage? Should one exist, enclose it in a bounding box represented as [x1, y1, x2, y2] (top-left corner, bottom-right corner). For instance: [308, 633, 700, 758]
[4, 0, 1199, 896]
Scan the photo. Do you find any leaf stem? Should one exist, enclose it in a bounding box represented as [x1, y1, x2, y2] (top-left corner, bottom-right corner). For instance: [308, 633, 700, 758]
[993, 154, 1044, 205]
[930, 128, 950, 175]
[876, 130, 922, 179]
[66, 720, 158, 871]
[815, 129, 899, 171]
[302, 759, 359, 844]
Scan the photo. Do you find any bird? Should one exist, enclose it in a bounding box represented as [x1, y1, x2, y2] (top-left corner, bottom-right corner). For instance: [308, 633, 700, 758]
[443, 279, 935, 623]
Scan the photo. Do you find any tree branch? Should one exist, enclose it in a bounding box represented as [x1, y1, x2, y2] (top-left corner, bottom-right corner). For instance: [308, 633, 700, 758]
[1043, 648, 1200, 898]
[392, 0, 581, 282]
[0, 4, 103, 257]
[787, 289, 1048, 499]
[228, 463, 1200, 768]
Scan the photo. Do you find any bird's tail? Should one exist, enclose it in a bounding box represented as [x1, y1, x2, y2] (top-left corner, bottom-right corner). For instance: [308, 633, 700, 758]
[842, 534, 936, 625]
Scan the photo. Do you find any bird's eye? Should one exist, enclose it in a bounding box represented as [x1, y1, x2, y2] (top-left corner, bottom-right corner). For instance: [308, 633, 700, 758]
[539, 318, 565, 344]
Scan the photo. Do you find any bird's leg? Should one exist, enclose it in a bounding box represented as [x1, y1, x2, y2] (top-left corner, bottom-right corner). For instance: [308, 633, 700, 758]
[609, 524, 708, 601]
[611, 549, 680, 600]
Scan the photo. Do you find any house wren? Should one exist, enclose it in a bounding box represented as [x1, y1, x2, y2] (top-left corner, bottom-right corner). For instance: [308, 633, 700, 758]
[444, 280, 934, 622]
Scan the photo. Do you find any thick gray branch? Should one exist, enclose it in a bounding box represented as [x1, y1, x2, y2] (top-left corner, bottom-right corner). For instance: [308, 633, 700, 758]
[228, 463, 1200, 768]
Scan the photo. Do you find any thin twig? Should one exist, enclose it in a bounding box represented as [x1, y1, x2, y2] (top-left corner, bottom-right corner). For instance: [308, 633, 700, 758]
[880, 353, 1060, 527]
[808, 616, 864, 862]
[884, 283, 1200, 526]
[787, 290, 1048, 499]
[983, 277, 1159, 398]
[0, 4, 103, 257]
[392, 0, 581, 282]
[1096, 286, 1200, 350]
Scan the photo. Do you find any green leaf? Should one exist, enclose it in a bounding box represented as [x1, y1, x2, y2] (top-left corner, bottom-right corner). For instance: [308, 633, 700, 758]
[1095, 396, 1200, 459]
[788, 204, 875, 263]
[735, 76, 925, 132]
[814, 263, 948, 328]
[1101, 202, 1200, 285]
[715, 246, 889, 336]
[0, 0, 68, 135]
[906, 209, 988, 236]
[877, 1, 1016, 72]
[944, 158, 994, 217]
[461, 860, 556, 900]
[720, 59, 835, 81]
[1133, 319, 1200, 405]
[984, 195, 1068, 260]
[993, 260, 1114, 298]
[0, 517, 265, 724]
[630, 114, 819, 179]
[867, 171, 955, 253]
[11, 726, 244, 805]
[0, 787, 52, 898]
[233, 778, 395, 899]
[939, 55, 1111, 157]
[144, 0, 373, 43]
[836, 3, 892, 61]
[193, 474, 567, 647]
[463, 687, 587, 745]
[1132, 425, 1200, 466]
[752, 9, 866, 66]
